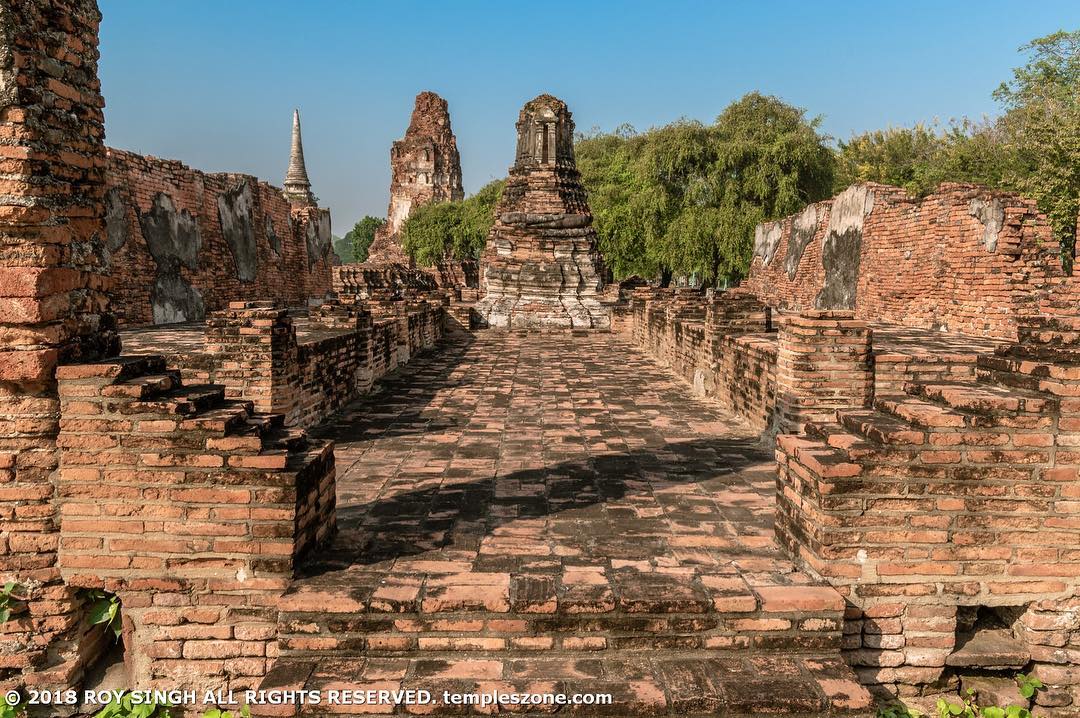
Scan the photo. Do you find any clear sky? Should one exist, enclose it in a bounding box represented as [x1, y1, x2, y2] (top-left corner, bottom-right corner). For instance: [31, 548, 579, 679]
[97, 1, 1080, 234]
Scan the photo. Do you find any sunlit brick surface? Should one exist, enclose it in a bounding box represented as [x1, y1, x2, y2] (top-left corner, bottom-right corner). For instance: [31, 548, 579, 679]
[258, 332, 872, 716]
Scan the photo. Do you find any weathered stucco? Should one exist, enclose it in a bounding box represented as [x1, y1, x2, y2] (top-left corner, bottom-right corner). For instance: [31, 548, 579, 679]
[754, 220, 784, 266]
[217, 179, 258, 282]
[815, 184, 874, 309]
[968, 195, 1005, 252]
[786, 204, 819, 280]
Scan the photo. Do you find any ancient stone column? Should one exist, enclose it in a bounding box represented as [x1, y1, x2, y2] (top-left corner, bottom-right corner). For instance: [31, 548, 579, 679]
[475, 94, 611, 330]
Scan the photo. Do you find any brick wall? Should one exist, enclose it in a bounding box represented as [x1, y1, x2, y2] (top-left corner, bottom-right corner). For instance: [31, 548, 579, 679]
[105, 149, 333, 327]
[629, 289, 778, 434]
[769, 275, 1080, 709]
[161, 299, 446, 431]
[744, 183, 1063, 341]
[0, 0, 120, 690]
[55, 355, 335, 692]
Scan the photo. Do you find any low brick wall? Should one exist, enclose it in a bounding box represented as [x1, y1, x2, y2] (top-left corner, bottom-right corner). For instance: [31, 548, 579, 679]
[54, 355, 335, 692]
[134, 298, 447, 431]
[630, 288, 777, 434]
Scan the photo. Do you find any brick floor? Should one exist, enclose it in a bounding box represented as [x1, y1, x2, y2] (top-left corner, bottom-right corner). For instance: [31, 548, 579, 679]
[258, 332, 872, 715]
[301, 331, 829, 611]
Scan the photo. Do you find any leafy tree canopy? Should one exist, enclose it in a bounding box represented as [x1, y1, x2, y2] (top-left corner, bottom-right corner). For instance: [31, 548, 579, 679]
[344, 215, 385, 263]
[331, 234, 353, 263]
[401, 180, 505, 266]
[576, 92, 835, 285]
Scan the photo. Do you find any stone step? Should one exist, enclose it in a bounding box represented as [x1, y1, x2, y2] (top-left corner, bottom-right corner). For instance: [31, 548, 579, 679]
[100, 371, 181, 399]
[802, 421, 905, 463]
[251, 653, 873, 717]
[906, 382, 1057, 415]
[177, 400, 253, 434]
[978, 351, 1080, 397]
[275, 574, 846, 660]
[837, 408, 927, 446]
[123, 383, 229, 416]
[946, 628, 1031, 670]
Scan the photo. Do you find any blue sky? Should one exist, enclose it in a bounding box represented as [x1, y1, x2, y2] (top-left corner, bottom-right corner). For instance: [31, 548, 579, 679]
[98, 1, 1080, 233]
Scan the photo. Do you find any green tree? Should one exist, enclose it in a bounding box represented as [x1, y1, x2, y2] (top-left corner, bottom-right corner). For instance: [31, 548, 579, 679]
[995, 30, 1080, 268]
[331, 234, 353, 263]
[576, 92, 834, 285]
[401, 180, 504, 266]
[833, 120, 1014, 198]
[834, 124, 947, 196]
[343, 215, 385, 263]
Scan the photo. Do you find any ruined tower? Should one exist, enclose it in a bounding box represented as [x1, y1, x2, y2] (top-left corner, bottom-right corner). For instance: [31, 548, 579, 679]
[283, 108, 316, 208]
[366, 91, 464, 264]
[476, 94, 610, 329]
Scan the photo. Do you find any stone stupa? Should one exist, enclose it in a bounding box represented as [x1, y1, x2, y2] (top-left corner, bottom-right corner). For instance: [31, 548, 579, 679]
[476, 94, 610, 330]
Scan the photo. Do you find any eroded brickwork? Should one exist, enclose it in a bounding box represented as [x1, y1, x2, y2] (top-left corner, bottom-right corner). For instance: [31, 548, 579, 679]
[0, 0, 119, 689]
[744, 183, 1063, 340]
[55, 355, 335, 692]
[104, 150, 333, 327]
[366, 91, 464, 264]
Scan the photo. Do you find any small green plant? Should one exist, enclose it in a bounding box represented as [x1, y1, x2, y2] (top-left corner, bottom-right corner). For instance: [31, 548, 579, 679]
[933, 678, 1042, 718]
[878, 704, 923, 718]
[1016, 674, 1044, 701]
[201, 706, 251, 718]
[94, 692, 171, 718]
[0, 698, 27, 718]
[85, 589, 122, 639]
[0, 582, 25, 623]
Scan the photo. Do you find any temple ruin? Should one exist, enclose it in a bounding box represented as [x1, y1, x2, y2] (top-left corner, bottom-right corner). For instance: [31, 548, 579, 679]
[3, 2, 1080, 716]
[365, 91, 464, 265]
[475, 94, 611, 329]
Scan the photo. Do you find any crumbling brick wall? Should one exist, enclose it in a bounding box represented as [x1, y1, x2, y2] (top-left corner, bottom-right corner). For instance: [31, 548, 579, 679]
[630, 289, 778, 434]
[104, 149, 333, 327]
[0, 0, 120, 689]
[162, 299, 446, 431]
[744, 183, 1063, 340]
[55, 354, 335, 693]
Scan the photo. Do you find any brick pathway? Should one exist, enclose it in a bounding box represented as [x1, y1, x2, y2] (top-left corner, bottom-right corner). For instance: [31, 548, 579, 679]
[261, 332, 872, 716]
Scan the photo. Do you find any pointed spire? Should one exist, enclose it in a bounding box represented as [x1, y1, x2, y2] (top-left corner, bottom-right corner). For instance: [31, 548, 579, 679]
[283, 108, 316, 207]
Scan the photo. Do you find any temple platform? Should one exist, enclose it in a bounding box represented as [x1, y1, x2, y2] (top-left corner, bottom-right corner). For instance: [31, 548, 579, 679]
[254, 332, 873, 715]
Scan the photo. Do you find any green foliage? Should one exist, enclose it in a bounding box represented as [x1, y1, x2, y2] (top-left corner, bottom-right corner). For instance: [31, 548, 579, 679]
[1016, 674, 1044, 700]
[331, 234, 354, 263]
[926, 674, 1043, 718]
[0, 699, 26, 718]
[94, 692, 171, 718]
[877, 673, 1044, 718]
[84, 589, 122, 639]
[0, 581, 25, 624]
[344, 216, 386, 263]
[576, 92, 835, 285]
[833, 121, 1014, 198]
[401, 180, 505, 266]
[995, 30, 1080, 270]
[201, 706, 251, 718]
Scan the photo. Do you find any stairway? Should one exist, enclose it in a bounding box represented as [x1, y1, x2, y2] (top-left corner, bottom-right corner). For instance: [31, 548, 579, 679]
[253, 571, 871, 716]
[252, 515, 873, 715]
